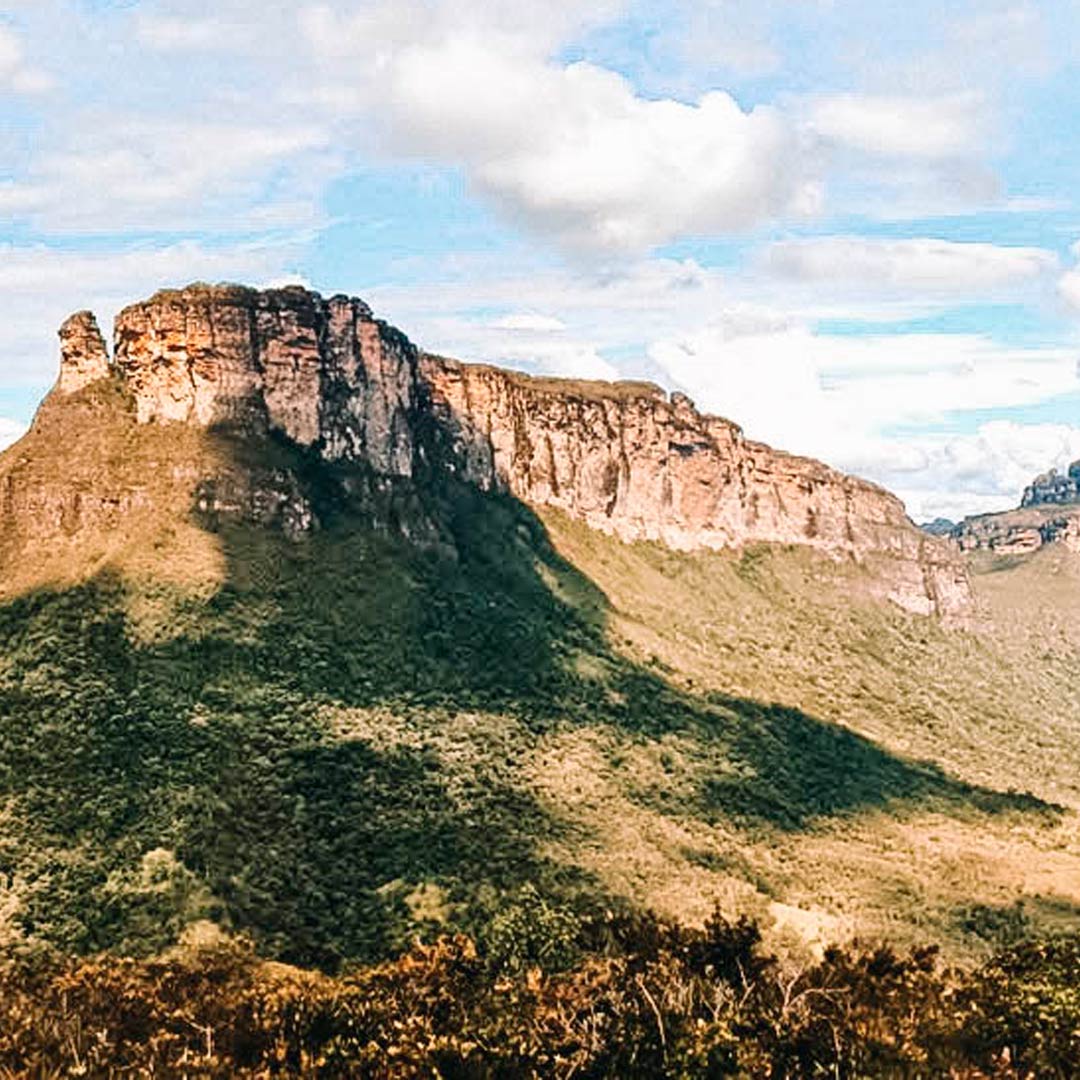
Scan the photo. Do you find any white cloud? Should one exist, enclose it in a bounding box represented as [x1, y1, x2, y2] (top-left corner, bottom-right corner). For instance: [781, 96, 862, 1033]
[0, 24, 51, 94]
[762, 236, 1057, 293]
[7, 117, 334, 234]
[1056, 241, 1080, 311]
[0, 418, 27, 452]
[367, 257, 735, 362]
[514, 341, 621, 382]
[388, 45, 816, 251]
[491, 313, 567, 332]
[3, 0, 1032, 251]
[887, 421, 1080, 521]
[651, 316, 1078, 446]
[1060, 273, 1080, 311]
[806, 93, 985, 160]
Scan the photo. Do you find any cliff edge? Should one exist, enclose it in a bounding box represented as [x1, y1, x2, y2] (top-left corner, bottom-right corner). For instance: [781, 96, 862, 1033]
[5, 282, 968, 616]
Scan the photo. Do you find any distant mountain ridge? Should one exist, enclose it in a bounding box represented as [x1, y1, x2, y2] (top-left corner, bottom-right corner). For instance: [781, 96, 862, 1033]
[945, 459, 1080, 555]
[1022, 461, 1080, 508]
[16, 282, 967, 615]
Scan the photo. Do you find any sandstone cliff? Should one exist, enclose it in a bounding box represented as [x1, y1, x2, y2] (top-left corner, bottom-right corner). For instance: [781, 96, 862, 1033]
[420, 356, 967, 615]
[953, 507, 1080, 555]
[4, 283, 968, 615]
[949, 461, 1080, 555]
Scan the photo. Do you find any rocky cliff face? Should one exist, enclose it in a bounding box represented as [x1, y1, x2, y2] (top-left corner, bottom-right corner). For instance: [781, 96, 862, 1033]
[421, 356, 968, 615]
[950, 461, 1080, 555]
[112, 285, 419, 476]
[953, 508, 1080, 555]
[6, 283, 968, 615]
[1022, 462, 1080, 508]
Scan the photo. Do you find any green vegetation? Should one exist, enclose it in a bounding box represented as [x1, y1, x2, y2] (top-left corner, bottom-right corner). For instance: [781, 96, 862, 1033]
[0, 463, 1074, 968]
[1, 383, 1080, 983]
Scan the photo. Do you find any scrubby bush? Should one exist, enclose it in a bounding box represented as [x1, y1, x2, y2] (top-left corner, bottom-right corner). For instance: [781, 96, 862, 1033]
[0, 912, 1075, 1077]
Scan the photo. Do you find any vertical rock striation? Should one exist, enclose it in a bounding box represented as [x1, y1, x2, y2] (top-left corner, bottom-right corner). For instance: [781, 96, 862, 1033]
[14, 283, 968, 616]
[112, 285, 419, 476]
[420, 356, 969, 616]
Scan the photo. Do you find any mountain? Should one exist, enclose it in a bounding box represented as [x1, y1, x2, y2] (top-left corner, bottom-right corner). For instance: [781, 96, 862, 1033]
[0, 282, 1078, 968]
[949, 461, 1080, 555]
[20, 283, 966, 615]
[919, 517, 957, 537]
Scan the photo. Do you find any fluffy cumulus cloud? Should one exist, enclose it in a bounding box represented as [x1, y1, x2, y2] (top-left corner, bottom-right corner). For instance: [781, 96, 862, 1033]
[295, 6, 819, 252]
[291, 0, 1033, 242]
[395, 54, 817, 251]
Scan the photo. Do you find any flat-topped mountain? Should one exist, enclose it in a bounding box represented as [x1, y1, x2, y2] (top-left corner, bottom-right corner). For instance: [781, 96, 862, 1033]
[950, 460, 1080, 555]
[3, 281, 1078, 971]
[12, 282, 966, 615]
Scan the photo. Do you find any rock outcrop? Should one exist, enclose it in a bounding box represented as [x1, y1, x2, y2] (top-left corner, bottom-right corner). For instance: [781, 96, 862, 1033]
[421, 356, 968, 615]
[113, 285, 419, 476]
[952, 508, 1080, 555]
[1, 283, 969, 616]
[950, 461, 1080, 555]
[58, 311, 110, 394]
[1022, 462, 1080, 508]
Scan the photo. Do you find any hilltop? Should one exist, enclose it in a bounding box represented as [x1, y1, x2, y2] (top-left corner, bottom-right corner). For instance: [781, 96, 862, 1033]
[0, 283, 1075, 969]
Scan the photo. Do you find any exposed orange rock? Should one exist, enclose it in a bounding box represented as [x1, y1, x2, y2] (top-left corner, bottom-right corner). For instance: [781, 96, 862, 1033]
[421, 355, 969, 616]
[4, 283, 968, 616]
[113, 285, 418, 476]
[949, 461, 1080, 556]
[58, 311, 110, 394]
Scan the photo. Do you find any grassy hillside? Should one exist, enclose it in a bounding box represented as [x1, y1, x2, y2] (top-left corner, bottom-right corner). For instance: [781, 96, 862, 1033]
[0, 387, 1078, 967]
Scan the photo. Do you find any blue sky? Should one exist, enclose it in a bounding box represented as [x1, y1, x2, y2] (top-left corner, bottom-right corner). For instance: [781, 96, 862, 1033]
[3, 0, 1080, 519]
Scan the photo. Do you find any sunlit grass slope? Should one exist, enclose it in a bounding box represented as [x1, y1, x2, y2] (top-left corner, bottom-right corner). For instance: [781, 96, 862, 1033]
[0, 383, 1077, 967]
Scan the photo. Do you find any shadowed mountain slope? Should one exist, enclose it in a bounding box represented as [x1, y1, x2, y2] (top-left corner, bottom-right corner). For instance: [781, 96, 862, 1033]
[0, 284, 1075, 967]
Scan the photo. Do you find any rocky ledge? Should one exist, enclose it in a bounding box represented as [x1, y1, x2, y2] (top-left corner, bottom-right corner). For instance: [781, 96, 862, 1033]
[952, 507, 1080, 556]
[31, 283, 967, 615]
